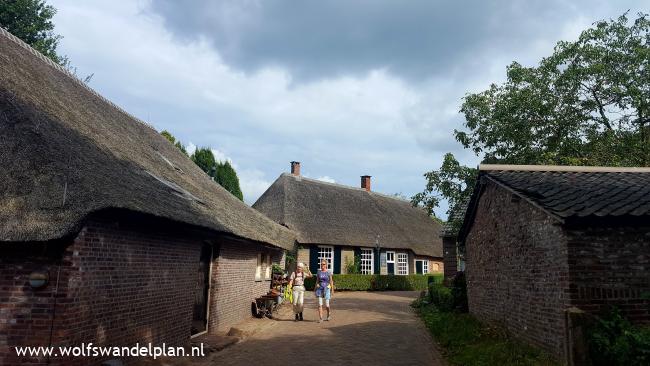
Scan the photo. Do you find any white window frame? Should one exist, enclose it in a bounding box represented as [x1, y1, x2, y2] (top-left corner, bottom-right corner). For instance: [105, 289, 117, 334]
[397, 253, 409, 275]
[386, 251, 395, 264]
[264, 254, 272, 280]
[360, 248, 374, 275]
[255, 253, 263, 281]
[416, 259, 429, 274]
[318, 245, 334, 273]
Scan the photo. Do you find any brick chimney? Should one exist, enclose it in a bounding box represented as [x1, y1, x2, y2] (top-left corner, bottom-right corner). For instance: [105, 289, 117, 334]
[290, 161, 301, 176]
[361, 175, 371, 191]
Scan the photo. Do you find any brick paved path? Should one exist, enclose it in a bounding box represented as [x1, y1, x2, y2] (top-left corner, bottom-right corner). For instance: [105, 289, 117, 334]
[208, 291, 443, 366]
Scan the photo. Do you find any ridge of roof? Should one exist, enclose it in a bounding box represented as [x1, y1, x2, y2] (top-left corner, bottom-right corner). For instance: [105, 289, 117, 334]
[480, 164, 650, 173]
[0, 27, 155, 132]
[280, 173, 414, 204]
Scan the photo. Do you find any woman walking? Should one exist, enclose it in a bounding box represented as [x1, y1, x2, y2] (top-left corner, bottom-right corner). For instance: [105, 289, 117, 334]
[315, 259, 334, 323]
[288, 262, 312, 321]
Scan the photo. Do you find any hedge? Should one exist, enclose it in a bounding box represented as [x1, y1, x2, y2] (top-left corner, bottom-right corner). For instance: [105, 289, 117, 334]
[303, 273, 442, 291]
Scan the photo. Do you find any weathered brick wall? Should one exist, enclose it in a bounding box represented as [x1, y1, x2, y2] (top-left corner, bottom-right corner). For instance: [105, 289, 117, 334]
[565, 226, 650, 324]
[0, 242, 69, 366]
[1, 211, 287, 366]
[465, 182, 570, 359]
[67, 216, 204, 365]
[208, 240, 284, 332]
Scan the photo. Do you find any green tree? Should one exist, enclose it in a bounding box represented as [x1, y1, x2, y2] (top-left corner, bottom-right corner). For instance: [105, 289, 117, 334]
[214, 161, 244, 201]
[457, 12, 650, 166]
[0, 0, 65, 64]
[191, 147, 216, 175]
[411, 153, 477, 217]
[160, 130, 188, 156]
[414, 13, 650, 220]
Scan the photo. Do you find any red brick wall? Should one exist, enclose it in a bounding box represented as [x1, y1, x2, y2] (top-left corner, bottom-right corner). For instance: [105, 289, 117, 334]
[208, 240, 284, 332]
[0, 242, 66, 366]
[565, 226, 650, 324]
[464, 182, 570, 359]
[1, 212, 287, 366]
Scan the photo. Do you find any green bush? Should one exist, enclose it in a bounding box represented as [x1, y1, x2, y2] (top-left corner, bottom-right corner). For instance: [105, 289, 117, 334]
[303, 273, 442, 291]
[428, 283, 454, 311]
[450, 271, 468, 312]
[588, 307, 650, 366]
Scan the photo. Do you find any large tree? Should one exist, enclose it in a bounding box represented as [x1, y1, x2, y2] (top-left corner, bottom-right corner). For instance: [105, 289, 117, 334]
[190, 147, 244, 201]
[414, 13, 650, 219]
[214, 161, 244, 201]
[0, 0, 65, 64]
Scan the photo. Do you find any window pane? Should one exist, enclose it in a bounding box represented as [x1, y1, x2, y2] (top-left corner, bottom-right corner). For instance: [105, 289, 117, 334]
[360, 248, 373, 275]
[318, 246, 334, 272]
[397, 253, 408, 275]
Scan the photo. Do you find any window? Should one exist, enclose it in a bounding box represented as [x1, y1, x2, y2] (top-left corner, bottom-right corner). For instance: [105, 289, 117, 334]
[386, 251, 395, 263]
[318, 246, 334, 272]
[360, 248, 374, 274]
[416, 259, 429, 274]
[264, 254, 272, 280]
[397, 253, 408, 275]
[255, 253, 263, 281]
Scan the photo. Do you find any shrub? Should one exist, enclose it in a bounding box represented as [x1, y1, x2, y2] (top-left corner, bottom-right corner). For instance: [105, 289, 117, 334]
[304, 273, 441, 291]
[588, 307, 650, 366]
[450, 271, 468, 312]
[428, 283, 454, 312]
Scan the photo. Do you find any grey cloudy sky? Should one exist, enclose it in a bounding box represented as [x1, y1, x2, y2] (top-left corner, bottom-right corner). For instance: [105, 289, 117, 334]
[50, 0, 646, 217]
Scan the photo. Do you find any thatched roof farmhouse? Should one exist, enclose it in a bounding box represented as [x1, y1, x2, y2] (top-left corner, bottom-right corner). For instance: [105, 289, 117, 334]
[0, 27, 294, 366]
[254, 162, 443, 275]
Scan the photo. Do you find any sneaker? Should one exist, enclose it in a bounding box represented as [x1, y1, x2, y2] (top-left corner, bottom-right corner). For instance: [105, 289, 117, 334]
[294, 314, 299, 321]
[318, 318, 323, 323]
[299, 312, 304, 321]
[326, 316, 331, 321]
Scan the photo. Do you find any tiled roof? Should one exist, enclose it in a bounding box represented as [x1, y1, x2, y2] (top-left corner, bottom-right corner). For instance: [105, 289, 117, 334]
[482, 166, 650, 219]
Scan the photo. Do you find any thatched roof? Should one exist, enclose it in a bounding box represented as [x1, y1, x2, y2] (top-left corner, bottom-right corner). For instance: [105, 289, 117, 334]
[0, 28, 294, 249]
[253, 173, 443, 257]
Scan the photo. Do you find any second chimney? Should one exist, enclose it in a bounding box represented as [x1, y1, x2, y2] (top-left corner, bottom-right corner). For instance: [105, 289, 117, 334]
[361, 175, 371, 191]
[290, 161, 301, 176]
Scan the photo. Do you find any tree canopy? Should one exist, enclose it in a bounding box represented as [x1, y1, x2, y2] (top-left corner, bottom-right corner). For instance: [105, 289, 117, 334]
[414, 13, 650, 219]
[0, 0, 65, 65]
[214, 161, 244, 201]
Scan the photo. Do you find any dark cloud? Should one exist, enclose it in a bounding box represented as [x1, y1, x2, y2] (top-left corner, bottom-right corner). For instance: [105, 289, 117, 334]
[147, 0, 638, 82]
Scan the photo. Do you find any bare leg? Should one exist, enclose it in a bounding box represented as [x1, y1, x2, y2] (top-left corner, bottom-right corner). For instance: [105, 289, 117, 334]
[318, 305, 323, 320]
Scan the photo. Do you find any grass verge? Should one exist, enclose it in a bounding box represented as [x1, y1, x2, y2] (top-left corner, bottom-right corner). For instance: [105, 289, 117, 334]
[415, 304, 558, 366]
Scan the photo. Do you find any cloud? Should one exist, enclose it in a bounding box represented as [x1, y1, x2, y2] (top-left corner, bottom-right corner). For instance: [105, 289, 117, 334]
[146, 0, 645, 83]
[49, 0, 647, 219]
[316, 176, 336, 184]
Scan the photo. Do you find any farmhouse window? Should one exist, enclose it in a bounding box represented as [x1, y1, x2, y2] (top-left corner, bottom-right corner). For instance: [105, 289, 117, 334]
[264, 254, 272, 280]
[360, 248, 374, 275]
[318, 246, 334, 272]
[397, 253, 409, 275]
[255, 253, 263, 281]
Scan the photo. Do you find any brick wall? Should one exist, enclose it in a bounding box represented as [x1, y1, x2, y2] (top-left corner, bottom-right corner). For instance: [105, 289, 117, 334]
[464, 182, 570, 359]
[565, 225, 650, 324]
[0, 242, 67, 366]
[208, 240, 284, 332]
[1, 211, 287, 366]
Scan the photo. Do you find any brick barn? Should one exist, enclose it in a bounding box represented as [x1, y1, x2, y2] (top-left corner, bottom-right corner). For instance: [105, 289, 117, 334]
[458, 164, 650, 360]
[253, 162, 443, 275]
[0, 28, 294, 365]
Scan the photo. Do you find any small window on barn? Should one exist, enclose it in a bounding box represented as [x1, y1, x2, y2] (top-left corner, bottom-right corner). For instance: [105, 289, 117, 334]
[255, 253, 263, 281]
[264, 254, 272, 280]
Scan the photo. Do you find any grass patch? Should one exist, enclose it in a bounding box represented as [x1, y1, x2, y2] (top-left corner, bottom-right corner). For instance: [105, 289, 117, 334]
[416, 304, 558, 366]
